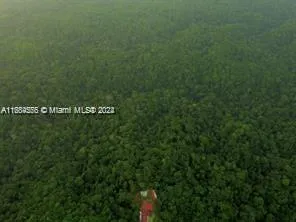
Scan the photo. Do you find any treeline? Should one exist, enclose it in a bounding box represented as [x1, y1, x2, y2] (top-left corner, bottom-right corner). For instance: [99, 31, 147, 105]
[0, 0, 296, 221]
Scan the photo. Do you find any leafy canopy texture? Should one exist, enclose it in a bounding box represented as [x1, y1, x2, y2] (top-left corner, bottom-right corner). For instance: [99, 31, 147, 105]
[0, 0, 296, 221]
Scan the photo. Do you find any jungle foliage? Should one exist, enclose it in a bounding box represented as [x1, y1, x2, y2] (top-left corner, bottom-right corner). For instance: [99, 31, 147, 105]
[0, 0, 296, 221]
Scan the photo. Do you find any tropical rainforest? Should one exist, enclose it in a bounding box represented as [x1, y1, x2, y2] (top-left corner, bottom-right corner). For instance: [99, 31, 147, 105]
[1, 0, 296, 221]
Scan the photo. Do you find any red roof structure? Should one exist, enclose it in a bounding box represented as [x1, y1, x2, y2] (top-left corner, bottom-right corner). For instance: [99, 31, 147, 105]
[140, 201, 153, 222]
[135, 189, 158, 222]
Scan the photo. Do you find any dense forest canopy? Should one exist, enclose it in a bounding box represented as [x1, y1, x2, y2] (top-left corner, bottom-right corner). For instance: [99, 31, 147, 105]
[1, 0, 296, 221]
